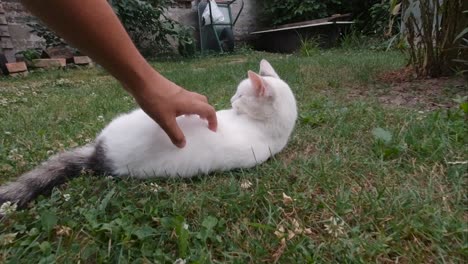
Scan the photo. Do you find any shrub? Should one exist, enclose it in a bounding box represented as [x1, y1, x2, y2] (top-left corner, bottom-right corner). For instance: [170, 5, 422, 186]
[402, 0, 467, 77]
[110, 0, 191, 57]
[259, 0, 344, 26]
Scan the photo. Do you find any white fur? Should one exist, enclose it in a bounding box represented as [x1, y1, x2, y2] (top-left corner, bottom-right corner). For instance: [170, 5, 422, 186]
[97, 60, 297, 178]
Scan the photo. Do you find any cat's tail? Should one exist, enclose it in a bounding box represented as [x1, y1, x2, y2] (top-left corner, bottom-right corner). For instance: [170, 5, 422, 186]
[0, 145, 96, 209]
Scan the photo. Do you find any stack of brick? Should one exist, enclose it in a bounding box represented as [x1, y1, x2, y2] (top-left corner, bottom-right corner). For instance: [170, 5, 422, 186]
[0, 2, 15, 62]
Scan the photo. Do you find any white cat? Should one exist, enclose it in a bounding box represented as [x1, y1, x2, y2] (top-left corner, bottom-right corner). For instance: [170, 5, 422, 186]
[0, 60, 297, 208]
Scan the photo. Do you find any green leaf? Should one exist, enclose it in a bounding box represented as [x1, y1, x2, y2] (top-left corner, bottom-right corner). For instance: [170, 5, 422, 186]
[39, 241, 51, 253]
[173, 216, 189, 258]
[372, 127, 393, 144]
[460, 102, 468, 114]
[40, 210, 57, 232]
[454, 28, 468, 42]
[133, 226, 156, 240]
[202, 216, 218, 230]
[98, 187, 116, 212]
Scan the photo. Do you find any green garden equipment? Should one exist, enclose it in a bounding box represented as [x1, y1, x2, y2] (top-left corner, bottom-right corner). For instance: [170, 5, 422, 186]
[197, 0, 244, 53]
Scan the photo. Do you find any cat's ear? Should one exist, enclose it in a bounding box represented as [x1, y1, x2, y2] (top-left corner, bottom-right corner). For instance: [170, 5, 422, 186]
[259, 59, 280, 79]
[248, 70, 270, 97]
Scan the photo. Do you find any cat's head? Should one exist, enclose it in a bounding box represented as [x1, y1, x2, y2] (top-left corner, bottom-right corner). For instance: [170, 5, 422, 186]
[231, 59, 297, 122]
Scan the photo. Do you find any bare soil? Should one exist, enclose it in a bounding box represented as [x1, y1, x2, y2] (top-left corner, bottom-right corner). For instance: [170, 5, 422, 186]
[351, 68, 467, 110]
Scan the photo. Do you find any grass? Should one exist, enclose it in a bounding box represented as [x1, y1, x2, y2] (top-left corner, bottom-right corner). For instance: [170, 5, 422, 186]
[0, 49, 466, 263]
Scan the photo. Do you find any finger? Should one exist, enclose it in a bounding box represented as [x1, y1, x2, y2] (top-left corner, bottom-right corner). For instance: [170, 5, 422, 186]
[160, 116, 186, 148]
[191, 92, 208, 103]
[189, 102, 218, 132]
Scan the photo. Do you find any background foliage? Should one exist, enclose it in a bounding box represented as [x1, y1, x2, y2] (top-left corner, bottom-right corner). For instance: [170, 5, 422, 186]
[402, 0, 467, 77]
[258, 0, 387, 32]
[29, 0, 195, 58]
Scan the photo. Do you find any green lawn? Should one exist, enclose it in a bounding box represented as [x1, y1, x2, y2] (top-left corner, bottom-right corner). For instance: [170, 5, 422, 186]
[0, 50, 466, 263]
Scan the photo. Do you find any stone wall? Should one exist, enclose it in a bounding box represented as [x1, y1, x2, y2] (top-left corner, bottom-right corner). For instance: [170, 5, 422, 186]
[0, 0, 44, 62]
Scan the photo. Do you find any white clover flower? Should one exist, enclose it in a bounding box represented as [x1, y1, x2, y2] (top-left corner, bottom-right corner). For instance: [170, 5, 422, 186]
[173, 258, 186, 264]
[324, 217, 345, 237]
[0, 201, 18, 215]
[0, 98, 8, 106]
[7, 149, 24, 162]
[55, 225, 72, 237]
[240, 180, 253, 189]
[183, 223, 189, 230]
[97, 115, 105, 121]
[0, 164, 13, 172]
[63, 194, 71, 202]
[149, 183, 161, 193]
[0, 232, 18, 246]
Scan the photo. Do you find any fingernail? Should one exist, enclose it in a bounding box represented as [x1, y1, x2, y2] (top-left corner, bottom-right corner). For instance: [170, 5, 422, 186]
[176, 140, 186, 148]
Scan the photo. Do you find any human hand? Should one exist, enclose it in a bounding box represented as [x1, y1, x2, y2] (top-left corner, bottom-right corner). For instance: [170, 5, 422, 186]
[129, 71, 217, 148]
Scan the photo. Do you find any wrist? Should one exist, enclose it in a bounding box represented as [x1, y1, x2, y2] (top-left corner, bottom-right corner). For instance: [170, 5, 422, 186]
[123, 65, 182, 102]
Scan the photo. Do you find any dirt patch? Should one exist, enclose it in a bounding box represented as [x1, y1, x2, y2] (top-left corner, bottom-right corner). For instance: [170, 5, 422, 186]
[280, 143, 317, 166]
[350, 68, 467, 110]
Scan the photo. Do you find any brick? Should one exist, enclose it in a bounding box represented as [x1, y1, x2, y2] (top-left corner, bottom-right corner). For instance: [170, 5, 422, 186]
[0, 16, 6, 25]
[0, 4, 4, 14]
[0, 25, 10, 36]
[6, 62, 28, 74]
[73, 56, 92, 65]
[0, 38, 13, 48]
[31, 58, 66, 68]
[42, 46, 74, 60]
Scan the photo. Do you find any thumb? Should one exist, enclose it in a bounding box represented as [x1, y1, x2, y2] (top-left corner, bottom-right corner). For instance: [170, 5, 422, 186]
[161, 117, 186, 148]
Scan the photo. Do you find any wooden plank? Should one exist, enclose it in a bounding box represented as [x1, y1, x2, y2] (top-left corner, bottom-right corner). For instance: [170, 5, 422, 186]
[255, 13, 353, 32]
[251, 21, 354, 35]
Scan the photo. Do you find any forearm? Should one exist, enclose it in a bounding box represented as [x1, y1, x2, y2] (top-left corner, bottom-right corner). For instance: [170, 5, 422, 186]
[21, 0, 157, 93]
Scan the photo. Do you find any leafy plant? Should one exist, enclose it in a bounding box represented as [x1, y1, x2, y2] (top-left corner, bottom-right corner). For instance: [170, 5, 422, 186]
[15, 49, 41, 62]
[402, 0, 466, 77]
[28, 22, 67, 48]
[452, 10, 468, 76]
[110, 0, 178, 57]
[259, 0, 344, 26]
[299, 36, 320, 57]
[177, 26, 197, 57]
[372, 127, 406, 159]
